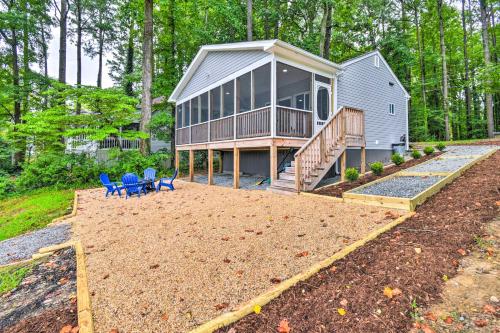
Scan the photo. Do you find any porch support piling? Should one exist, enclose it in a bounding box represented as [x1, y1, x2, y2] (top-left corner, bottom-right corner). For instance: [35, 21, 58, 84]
[175, 149, 180, 173]
[360, 147, 366, 174]
[189, 149, 194, 182]
[270, 145, 278, 182]
[233, 147, 240, 189]
[208, 149, 214, 185]
[218, 151, 223, 173]
[340, 150, 347, 182]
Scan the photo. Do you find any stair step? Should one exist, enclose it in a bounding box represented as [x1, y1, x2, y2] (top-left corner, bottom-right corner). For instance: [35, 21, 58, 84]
[271, 179, 295, 189]
[279, 172, 295, 181]
[285, 166, 295, 173]
[290, 160, 295, 167]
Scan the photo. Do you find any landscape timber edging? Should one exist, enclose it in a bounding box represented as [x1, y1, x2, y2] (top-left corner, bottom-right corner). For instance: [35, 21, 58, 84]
[49, 191, 79, 225]
[342, 148, 498, 211]
[75, 241, 94, 333]
[187, 212, 415, 333]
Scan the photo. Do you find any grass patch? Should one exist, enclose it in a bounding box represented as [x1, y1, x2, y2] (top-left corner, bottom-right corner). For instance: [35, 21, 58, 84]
[415, 138, 496, 146]
[0, 263, 33, 295]
[0, 188, 74, 241]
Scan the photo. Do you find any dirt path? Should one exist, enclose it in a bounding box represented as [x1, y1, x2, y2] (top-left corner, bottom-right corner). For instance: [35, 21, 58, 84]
[220, 151, 500, 333]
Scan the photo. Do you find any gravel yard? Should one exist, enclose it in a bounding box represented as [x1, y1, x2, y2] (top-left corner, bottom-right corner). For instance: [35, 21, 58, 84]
[70, 182, 403, 333]
[351, 176, 444, 198]
[0, 223, 71, 266]
[406, 157, 474, 173]
[443, 145, 496, 156]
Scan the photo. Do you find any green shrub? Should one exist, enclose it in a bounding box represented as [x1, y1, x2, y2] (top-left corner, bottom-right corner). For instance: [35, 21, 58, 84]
[0, 172, 15, 199]
[435, 142, 446, 151]
[423, 146, 435, 155]
[391, 153, 405, 166]
[370, 162, 384, 176]
[345, 167, 359, 182]
[106, 149, 170, 179]
[411, 149, 422, 159]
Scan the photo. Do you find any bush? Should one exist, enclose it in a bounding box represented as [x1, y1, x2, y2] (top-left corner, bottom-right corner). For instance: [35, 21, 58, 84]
[411, 149, 422, 159]
[345, 167, 359, 182]
[435, 142, 446, 151]
[0, 172, 15, 199]
[106, 149, 170, 179]
[370, 162, 384, 176]
[423, 146, 435, 155]
[391, 153, 405, 166]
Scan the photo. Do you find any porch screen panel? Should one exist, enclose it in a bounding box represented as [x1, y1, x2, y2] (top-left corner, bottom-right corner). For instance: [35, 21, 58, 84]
[237, 72, 251, 113]
[222, 80, 234, 116]
[183, 101, 190, 126]
[253, 63, 271, 109]
[277, 62, 312, 111]
[200, 92, 209, 122]
[191, 96, 199, 125]
[176, 104, 182, 128]
[210, 86, 221, 119]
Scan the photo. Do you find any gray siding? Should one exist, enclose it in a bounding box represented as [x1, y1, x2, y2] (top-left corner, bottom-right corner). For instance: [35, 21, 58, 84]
[337, 54, 408, 150]
[222, 150, 295, 177]
[178, 50, 269, 100]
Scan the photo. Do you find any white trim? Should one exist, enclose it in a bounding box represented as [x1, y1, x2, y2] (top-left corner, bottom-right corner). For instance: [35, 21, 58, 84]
[271, 56, 276, 137]
[333, 75, 338, 114]
[275, 56, 334, 78]
[275, 105, 313, 113]
[405, 96, 410, 150]
[341, 50, 410, 98]
[175, 55, 273, 105]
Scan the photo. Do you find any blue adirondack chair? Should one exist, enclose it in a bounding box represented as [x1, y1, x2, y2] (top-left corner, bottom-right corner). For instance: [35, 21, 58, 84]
[121, 173, 147, 198]
[143, 168, 156, 190]
[99, 173, 124, 197]
[156, 169, 178, 192]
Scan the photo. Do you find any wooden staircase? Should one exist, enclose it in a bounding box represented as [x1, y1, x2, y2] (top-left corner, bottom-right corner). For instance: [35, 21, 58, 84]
[270, 107, 365, 193]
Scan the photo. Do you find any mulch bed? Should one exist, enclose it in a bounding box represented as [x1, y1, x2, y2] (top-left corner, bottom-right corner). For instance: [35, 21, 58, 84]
[219, 150, 499, 333]
[0, 248, 78, 333]
[313, 152, 443, 198]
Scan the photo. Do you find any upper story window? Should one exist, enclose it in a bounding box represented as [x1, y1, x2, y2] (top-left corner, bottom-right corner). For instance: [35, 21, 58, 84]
[374, 55, 380, 68]
[389, 103, 395, 116]
[210, 86, 221, 120]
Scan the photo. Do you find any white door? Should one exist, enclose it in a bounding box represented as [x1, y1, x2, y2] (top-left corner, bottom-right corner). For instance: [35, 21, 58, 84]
[314, 82, 332, 133]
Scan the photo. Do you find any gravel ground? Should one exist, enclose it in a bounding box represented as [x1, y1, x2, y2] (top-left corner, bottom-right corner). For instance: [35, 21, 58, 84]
[406, 157, 474, 173]
[443, 145, 497, 156]
[70, 182, 403, 333]
[351, 176, 444, 198]
[191, 173, 270, 190]
[0, 223, 71, 266]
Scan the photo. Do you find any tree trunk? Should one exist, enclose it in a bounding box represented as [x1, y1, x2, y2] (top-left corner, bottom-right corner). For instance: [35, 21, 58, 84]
[414, 5, 428, 134]
[76, 0, 82, 114]
[467, 0, 480, 131]
[124, 16, 135, 96]
[319, 1, 332, 59]
[97, 27, 104, 88]
[168, 0, 176, 168]
[263, 0, 270, 39]
[58, 0, 68, 83]
[140, 0, 153, 155]
[246, 0, 252, 41]
[479, 0, 494, 138]
[461, 0, 472, 136]
[273, 0, 279, 38]
[437, 0, 451, 140]
[11, 27, 23, 167]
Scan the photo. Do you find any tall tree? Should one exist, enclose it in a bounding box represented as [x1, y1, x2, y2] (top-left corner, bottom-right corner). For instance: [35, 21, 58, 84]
[247, 0, 253, 41]
[319, 1, 333, 59]
[140, 0, 153, 155]
[55, 0, 69, 83]
[479, 0, 494, 138]
[461, 0, 472, 135]
[437, 0, 451, 140]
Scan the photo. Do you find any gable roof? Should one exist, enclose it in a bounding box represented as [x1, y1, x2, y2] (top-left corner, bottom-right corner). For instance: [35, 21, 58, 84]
[341, 50, 410, 98]
[168, 40, 342, 103]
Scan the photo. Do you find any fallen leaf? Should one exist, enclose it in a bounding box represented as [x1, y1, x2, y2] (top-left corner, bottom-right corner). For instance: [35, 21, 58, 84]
[270, 277, 282, 284]
[223, 258, 231, 264]
[414, 247, 422, 254]
[256, 231, 263, 235]
[277, 319, 290, 333]
[59, 277, 69, 285]
[70, 326, 79, 333]
[337, 308, 347, 316]
[473, 319, 488, 327]
[109, 330, 119, 333]
[60, 325, 73, 333]
[424, 312, 437, 321]
[330, 266, 337, 273]
[295, 251, 309, 258]
[103, 274, 110, 280]
[221, 237, 230, 241]
[236, 270, 244, 276]
[486, 247, 494, 256]
[161, 313, 169, 321]
[254, 305, 261, 314]
[215, 303, 229, 310]
[149, 264, 159, 269]
[383, 287, 394, 298]
[421, 324, 435, 333]
[442, 275, 448, 282]
[483, 304, 495, 314]
[457, 248, 466, 256]
[340, 299, 348, 307]
[392, 288, 402, 297]
[443, 316, 453, 324]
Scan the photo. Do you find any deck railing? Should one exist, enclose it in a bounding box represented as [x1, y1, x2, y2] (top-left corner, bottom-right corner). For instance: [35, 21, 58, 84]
[176, 127, 190, 145]
[236, 107, 271, 139]
[210, 116, 234, 141]
[191, 122, 209, 143]
[276, 107, 312, 138]
[99, 137, 141, 150]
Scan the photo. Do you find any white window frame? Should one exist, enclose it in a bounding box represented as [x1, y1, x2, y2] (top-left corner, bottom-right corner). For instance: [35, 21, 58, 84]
[389, 103, 395, 116]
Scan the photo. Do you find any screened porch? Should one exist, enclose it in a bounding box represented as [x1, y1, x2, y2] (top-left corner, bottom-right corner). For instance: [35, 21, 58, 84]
[175, 61, 334, 147]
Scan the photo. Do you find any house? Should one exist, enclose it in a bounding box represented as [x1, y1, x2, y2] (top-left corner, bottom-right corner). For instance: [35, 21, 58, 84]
[168, 40, 409, 192]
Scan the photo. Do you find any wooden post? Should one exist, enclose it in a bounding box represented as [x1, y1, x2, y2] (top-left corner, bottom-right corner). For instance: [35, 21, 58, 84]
[189, 149, 194, 182]
[218, 151, 223, 173]
[175, 149, 180, 172]
[233, 147, 240, 189]
[360, 147, 366, 174]
[270, 145, 278, 182]
[340, 150, 346, 182]
[208, 149, 214, 185]
[295, 155, 301, 192]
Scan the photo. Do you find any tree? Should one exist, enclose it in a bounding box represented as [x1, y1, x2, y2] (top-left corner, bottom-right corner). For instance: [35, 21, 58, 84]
[140, 0, 153, 155]
[437, 0, 451, 140]
[478, 0, 494, 138]
[461, 0, 472, 135]
[247, 0, 253, 41]
[54, 0, 70, 83]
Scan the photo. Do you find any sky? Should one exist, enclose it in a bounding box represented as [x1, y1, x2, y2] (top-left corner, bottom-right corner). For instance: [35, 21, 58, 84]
[47, 27, 114, 88]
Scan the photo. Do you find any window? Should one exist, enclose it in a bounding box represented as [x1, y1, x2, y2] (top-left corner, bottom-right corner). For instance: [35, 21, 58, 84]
[222, 80, 234, 116]
[253, 63, 271, 108]
[191, 96, 199, 125]
[200, 92, 209, 122]
[374, 55, 380, 68]
[389, 103, 395, 116]
[277, 62, 312, 110]
[183, 101, 190, 126]
[210, 86, 221, 119]
[237, 72, 252, 113]
[176, 105, 182, 128]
